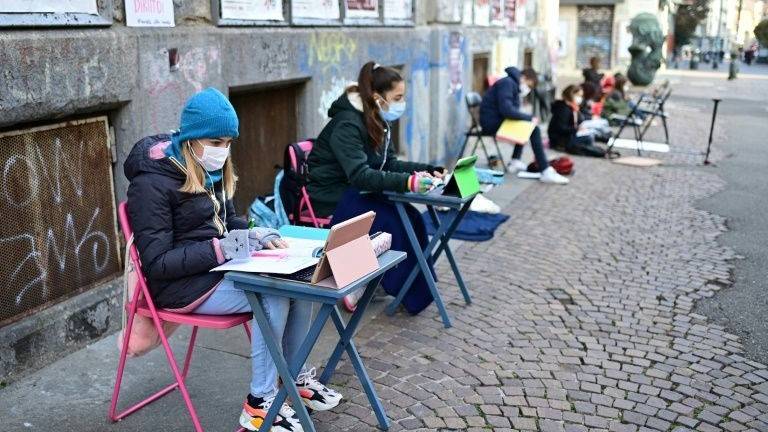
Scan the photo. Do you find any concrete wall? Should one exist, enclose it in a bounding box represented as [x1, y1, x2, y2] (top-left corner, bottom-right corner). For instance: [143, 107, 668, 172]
[0, 0, 544, 382]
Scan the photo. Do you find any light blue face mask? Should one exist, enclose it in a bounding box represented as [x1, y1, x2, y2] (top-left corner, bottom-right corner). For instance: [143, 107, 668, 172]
[377, 99, 406, 122]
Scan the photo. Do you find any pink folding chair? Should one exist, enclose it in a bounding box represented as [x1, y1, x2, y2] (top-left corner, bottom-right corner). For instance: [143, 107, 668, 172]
[109, 201, 252, 432]
[287, 140, 332, 228]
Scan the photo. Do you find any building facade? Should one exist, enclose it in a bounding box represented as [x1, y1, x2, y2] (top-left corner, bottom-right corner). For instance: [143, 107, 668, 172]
[556, 0, 668, 74]
[0, 0, 557, 382]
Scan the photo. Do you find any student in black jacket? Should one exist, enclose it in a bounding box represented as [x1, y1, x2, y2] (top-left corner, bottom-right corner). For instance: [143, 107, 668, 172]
[308, 61, 444, 315]
[582, 56, 604, 87]
[548, 85, 606, 158]
[125, 88, 341, 432]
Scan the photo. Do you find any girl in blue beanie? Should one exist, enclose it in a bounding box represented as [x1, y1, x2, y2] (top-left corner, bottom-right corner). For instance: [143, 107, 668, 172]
[124, 87, 341, 432]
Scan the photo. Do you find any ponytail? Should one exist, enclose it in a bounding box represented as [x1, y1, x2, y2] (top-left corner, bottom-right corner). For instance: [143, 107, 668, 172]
[356, 61, 403, 150]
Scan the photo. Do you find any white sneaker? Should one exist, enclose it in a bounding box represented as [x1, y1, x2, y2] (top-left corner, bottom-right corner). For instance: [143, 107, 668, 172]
[508, 159, 528, 173]
[295, 368, 343, 411]
[240, 394, 303, 432]
[539, 167, 569, 185]
[469, 194, 501, 214]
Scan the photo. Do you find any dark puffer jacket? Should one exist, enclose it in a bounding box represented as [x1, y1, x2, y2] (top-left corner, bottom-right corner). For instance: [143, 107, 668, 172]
[479, 66, 533, 135]
[547, 100, 584, 150]
[124, 134, 248, 309]
[307, 90, 438, 217]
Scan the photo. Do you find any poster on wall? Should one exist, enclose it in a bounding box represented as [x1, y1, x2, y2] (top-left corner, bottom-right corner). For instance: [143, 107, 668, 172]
[0, 0, 97, 14]
[346, 0, 379, 18]
[462, 0, 473, 25]
[474, 0, 489, 26]
[449, 32, 464, 94]
[558, 20, 569, 57]
[221, 0, 284, 21]
[515, 0, 526, 27]
[125, 0, 175, 27]
[525, 0, 537, 25]
[493, 36, 519, 75]
[504, 0, 515, 28]
[490, 0, 503, 26]
[384, 0, 412, 20]
[292, 0, 340, 20]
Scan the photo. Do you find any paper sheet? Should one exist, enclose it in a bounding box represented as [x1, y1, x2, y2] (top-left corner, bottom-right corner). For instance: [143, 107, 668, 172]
[283, 237, 326, 250]
[608, 138, 670, 153]
[211, 256, 319, 274]
[1, 0, 98, 14]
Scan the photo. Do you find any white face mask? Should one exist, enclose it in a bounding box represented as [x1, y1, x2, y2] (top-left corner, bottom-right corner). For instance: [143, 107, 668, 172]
[519, 82, 531, 98]
[574, 96, 584, 105]
[190, 141, 229, 171]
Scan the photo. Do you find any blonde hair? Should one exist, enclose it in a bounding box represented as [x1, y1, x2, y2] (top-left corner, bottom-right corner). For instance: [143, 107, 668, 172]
[177, 141, 237, 197]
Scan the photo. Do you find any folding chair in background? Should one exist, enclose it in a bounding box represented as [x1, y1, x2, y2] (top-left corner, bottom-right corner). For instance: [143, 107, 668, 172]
[638, 86, 672, 144]
[607, 93, 648, 156]
[109, 202, 252, 432]
[458, 92, 508, 172]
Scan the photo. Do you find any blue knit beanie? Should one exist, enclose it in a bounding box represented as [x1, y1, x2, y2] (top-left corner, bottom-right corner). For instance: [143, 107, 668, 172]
[166, 87, 239, 162]
[165, 88, 239, 186]
[178, 87, 239, 142]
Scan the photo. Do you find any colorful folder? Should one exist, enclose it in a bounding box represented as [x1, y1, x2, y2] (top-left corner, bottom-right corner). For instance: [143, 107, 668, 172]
[495, 119, 536, 145]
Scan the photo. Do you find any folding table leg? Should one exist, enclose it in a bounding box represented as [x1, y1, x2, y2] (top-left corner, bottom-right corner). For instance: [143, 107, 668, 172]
[385, 202, 452, 328]
[320, 274, 384, 384]
[427, 205, 472, 304]
[329, 308, 390, 430]
[244, 292, 333, 432]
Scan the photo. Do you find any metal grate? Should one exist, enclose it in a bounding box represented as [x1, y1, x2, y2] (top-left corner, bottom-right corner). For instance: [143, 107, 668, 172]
[0, 117, 120, 327]
[576, 5, 614, 69]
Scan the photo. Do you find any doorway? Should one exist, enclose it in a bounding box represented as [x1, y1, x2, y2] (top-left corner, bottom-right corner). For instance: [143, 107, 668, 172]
[229, 82, 303, 214]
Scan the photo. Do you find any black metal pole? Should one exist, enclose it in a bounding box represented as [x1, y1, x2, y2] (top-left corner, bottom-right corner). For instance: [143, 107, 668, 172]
[704, 98, 721, 165]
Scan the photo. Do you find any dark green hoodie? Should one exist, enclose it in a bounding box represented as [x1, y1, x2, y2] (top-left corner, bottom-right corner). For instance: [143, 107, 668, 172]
[307, 89, 438, 216]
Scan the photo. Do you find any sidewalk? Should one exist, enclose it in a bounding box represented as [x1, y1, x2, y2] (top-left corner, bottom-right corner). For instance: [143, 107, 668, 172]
[3, 102, 768, 431]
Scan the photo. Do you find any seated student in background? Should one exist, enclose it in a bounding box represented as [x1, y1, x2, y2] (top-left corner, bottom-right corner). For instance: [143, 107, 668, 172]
[307, 61, 444, 315]
[579, 81, 601, 119]
[479, 66, 569, 184]
[548, 85, 607, 158]
[601, 73, 634, 120]
[125, 88, 341, 432]
[583, 56, 605, 88]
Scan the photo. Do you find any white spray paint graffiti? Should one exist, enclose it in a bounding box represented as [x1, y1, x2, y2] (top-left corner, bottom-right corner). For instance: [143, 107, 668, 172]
[1, 132, 112, 308]
[2, 138, 85, 208]
[1, 208, 110, 305]
[318, 77, 351, 121]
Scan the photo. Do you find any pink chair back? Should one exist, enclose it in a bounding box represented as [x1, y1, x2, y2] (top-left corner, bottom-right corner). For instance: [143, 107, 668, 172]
[285, 141, 331, 228]
[118, 202, 143, 271]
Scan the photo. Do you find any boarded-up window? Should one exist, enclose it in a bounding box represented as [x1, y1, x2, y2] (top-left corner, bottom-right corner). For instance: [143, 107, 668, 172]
[230, 84, 301, 214]
[0, 117, 120, 326]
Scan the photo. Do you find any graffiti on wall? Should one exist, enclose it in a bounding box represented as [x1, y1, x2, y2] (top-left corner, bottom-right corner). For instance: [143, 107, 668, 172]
[306, 31, 358, 74]
[448, 32, 464, 95]
[0, 118, 119, 325]
[145, 46, 221, 133]
[318, 76, 351, 120]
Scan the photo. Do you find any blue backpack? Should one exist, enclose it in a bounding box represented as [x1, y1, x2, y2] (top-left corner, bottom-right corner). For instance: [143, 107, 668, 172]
[248, 170, 289, 229]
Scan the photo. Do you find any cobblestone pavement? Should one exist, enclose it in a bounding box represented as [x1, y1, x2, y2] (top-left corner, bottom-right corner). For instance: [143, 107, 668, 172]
[310, 111, 768, 431]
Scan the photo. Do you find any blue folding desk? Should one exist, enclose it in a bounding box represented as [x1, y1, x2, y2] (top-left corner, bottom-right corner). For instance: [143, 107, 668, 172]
[382, 190, 477, 328]
[226, 250, 406, 432]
